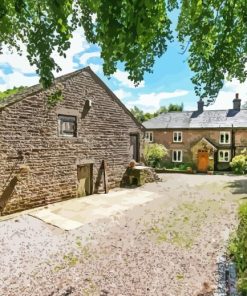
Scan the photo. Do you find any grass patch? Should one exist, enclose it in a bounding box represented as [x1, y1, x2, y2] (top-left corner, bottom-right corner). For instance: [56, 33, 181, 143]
[229, 202, 247, 294]
[176, 273, 184, 280]
[146, 199, 222, 249]
[63, 253, 79, 267]
[54, 240, 92, 272]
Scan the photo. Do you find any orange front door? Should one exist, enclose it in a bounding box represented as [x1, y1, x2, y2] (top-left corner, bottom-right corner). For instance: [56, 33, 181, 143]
[197, 151, 209, 172]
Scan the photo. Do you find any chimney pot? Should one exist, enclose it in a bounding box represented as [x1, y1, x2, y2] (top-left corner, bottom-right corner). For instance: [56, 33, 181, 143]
[233, 93, 241, 110]
[197, 99, 204, 112]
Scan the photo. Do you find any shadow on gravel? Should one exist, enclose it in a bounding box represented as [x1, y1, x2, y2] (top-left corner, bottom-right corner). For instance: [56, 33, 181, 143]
[227, 178, 247, 196]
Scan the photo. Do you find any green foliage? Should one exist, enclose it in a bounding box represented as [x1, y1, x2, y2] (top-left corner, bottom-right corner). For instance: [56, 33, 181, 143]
[47, 89, 64, 108]
[0, 1, 245, 100]
[147, 199, 222, 249]
[0, 0, 171, 89]
[229, 202, 247, 293]
[242, 102, 247, 110]
[0, 86, 27, 100]
[144, 143, 167, 167]
[177, 0, 247, 101]
[131, 103, 183, 123]
[230, 149, 247, 174]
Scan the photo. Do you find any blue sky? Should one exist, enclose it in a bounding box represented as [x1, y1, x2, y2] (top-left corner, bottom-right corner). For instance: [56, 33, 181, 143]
[0, 17, 246, 111]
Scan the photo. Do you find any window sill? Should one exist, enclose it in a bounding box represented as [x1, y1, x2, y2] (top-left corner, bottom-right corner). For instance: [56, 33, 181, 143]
[58, 136, 78, 139]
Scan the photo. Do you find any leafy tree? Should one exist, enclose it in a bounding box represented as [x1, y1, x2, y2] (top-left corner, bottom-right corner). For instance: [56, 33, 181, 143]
[242, 102, 247, 109]
[0, 0, 171, 88]
[167, 103, 183, 112]
[131, 103, 183, 123]
[130, 106, 145, 123]
[0, 1, 246, 102]
[0, 86, 27, 100]
[144, 143, 167, 168]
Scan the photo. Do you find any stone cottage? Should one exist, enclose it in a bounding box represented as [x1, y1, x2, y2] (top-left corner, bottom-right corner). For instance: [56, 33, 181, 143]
[143, 94, 247, 172]
[0, 67, 144, 215]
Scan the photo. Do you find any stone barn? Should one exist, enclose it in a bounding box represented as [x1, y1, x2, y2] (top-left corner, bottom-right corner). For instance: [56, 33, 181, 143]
[0, 67, 144, 215]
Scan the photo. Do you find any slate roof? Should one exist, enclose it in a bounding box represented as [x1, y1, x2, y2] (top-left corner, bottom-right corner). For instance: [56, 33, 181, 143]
[143, 109, 247, 129]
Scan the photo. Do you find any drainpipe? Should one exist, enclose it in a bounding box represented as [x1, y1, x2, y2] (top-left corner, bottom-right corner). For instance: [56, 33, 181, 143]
[231, 124, 235, 160]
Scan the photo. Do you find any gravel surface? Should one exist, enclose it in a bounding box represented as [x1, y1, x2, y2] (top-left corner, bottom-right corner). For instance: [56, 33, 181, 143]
[0, 173, 246, 296]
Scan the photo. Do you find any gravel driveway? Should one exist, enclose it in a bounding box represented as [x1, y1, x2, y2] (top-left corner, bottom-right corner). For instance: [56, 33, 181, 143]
[0, 173, 246, 296]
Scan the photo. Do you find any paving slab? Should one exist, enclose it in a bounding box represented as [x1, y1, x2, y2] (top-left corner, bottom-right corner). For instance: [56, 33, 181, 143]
[30, 188, 156, 230]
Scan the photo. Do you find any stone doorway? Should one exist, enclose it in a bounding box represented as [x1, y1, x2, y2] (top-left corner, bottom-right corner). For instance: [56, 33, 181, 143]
[77, 164, 93, 197]
[197, 150, 209, 172]
[191, 137, 217, 172]
[130, 134, 139, 162]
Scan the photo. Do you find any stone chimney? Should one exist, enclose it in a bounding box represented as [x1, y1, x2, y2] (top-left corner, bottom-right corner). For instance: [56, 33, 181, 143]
[197, 99, 204, 112]
[233, 93, 241, 110]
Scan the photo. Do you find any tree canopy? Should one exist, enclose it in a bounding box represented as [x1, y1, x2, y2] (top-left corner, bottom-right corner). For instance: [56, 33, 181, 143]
[131, 103, 183, 123]
[0, 86, 27, 100]
[0, 0, 246, 104]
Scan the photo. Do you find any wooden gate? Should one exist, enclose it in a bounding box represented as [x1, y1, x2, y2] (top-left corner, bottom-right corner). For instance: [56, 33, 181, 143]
[197, 150, 209, 172]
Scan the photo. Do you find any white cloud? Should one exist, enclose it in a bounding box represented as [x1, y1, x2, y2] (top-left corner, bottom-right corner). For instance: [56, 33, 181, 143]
[205, 79, 247, 110]
[113, 70, 145, 88]
[127, 90, 189, 112]
[79, 51, 100, 65]
[113, 89, 131, 100]
[52, 27, 90, 76]
[0, 69, 39, 91]
[88, 63, 102, 74]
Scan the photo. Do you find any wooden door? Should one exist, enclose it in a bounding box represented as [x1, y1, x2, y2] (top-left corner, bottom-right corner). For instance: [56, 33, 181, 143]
[197, 151, 209, 172]
[130, 134, 139, 162]
[77, 164, 93, 197]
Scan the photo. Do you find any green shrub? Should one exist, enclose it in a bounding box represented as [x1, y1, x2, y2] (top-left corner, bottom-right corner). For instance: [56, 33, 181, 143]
[230, 154, 247, 174]
[229, 202, 247, 293]
[144, 143, 167, 168]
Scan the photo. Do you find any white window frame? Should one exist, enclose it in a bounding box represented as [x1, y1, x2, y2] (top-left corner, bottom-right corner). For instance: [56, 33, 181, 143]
[218, 149, 231, 162]
[145, 131, 153, 142]
[219, 131, 231, 144]
[172, 150, 183, 162]
[173, 131, 183, 143]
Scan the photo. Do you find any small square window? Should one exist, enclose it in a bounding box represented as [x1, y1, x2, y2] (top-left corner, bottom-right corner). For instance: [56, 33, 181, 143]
[145, 131, 153, 142]
[218, 150, 231, 162]
[172, 150, 183, 162]
[58, 115, 77, 137]
[219, 132, 231, 144]
[173, 131, 182, 143]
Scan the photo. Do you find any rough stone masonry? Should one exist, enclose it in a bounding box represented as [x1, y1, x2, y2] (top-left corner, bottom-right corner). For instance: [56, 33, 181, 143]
[0, 67, 144, 215]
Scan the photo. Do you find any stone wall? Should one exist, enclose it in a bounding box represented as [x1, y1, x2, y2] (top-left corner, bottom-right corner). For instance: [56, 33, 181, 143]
[0, 69, 143, 215]
[151, 128, 247, 170]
